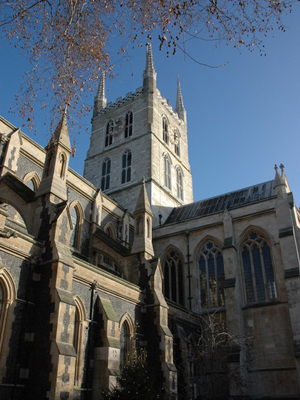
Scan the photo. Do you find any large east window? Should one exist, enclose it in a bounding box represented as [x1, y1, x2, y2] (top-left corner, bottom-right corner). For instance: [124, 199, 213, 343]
[242, 232, 277, 304]
[198, 241, 225, 309]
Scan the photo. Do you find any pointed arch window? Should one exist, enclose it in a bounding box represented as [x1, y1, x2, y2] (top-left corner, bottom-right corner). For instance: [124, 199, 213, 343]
[162, 117, 169, 145]
[70, 205, 82, 249]
[121, 150, 132, 184]
[198, 241, 225, 309]
[101, 157, 111, 191]
[59, 153, 66, 179]
[105, 119, 114, 147]
[242, 232, 277, 304]
[120, 321, 130, 369]
[125, 111, 133, 138]
[25, 179, 35, 191]
[164, 154, 171, 190]
[176, 167, 184, 200]
[164, 250, 184, 306]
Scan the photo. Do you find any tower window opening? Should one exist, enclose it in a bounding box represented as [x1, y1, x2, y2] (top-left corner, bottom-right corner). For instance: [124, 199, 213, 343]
[125, 111, 133, 138]
[121, 150, 132, 184]
[101, 158, 111, 191]
[105, 120, 114, 147]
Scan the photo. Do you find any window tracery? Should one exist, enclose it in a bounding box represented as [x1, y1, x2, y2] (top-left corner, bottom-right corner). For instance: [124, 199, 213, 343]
[241, 231, 277, 304]
[164, 250, 184, 306]
[198, 241, 225, 309]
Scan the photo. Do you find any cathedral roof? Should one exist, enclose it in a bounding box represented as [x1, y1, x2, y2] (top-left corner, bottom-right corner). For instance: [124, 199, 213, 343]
[165, 180, 275, 224]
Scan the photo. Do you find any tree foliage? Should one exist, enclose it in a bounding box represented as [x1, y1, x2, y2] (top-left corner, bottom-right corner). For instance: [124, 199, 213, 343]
[103, 348, 164, 400]
[187, 312, 254, 399]
[0, 0, 297, 131]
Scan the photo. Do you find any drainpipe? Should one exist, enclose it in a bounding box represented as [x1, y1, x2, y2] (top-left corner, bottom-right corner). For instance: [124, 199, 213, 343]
[185, 229, 192, 310]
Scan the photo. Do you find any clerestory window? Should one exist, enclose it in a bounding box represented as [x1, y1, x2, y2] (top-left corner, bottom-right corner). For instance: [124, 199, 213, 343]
[242, 232, 277, 304]
[198, 241, 225, 309]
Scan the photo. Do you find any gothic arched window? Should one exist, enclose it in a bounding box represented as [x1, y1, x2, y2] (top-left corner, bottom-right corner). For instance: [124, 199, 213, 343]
[70, 205, 82, 249]
[242, 231, 277, 304]
[121, 150, 132, 184]
[198, 241, 225, 309]
[125, 111, 133, 138]
[59, 153, 66, 179]
[176, 167, 183, 200]
[164, 154, 171, 190]
[164, 250, 184, 306]
[101, 157, 111, 191]
[105, 119, 114, 147]
[162, 117, 169, 145]
[25, 179, 35, 191]
[120, 321, 130, 369]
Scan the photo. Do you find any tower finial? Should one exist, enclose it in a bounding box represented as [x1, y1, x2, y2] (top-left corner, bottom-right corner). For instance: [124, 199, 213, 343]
[94, 71, 107, 116]
[143, 42, 157, 90]
[175, 76, 187, 123]
[145, 42, 155, 74]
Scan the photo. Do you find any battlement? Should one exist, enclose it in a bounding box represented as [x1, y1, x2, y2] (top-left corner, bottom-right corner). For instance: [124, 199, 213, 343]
[96, 87, 144, 116]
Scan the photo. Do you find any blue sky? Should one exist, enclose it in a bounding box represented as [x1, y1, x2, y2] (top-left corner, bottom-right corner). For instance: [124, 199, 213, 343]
[1, 4, 300, 205]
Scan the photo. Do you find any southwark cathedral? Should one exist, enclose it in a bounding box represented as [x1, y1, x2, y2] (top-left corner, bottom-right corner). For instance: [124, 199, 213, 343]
[0, 43, 300, 399]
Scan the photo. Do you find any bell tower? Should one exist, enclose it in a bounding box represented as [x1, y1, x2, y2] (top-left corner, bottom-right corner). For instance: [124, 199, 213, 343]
[84, 43, 193, 225]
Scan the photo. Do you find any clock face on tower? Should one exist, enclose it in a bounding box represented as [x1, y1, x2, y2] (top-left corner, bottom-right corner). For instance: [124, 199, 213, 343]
[168, 124, 179, 145]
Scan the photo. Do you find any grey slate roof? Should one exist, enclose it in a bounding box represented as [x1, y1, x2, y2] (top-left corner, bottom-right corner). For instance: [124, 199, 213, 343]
[165, 180, 274, 225]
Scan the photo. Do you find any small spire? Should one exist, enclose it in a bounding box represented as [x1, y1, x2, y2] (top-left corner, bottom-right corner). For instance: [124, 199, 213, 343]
[134, 179, 152, 216]
[94, 71, 107, 115]
[144, 42, 155, 75]
[273, 163, 287, 194]
[143, 42, 157, 90]
[49, 107, 71, 152]
[175, 76, 186, 123]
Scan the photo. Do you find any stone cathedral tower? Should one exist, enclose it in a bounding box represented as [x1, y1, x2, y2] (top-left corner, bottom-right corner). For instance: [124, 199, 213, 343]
[84, 43, 193, 225]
